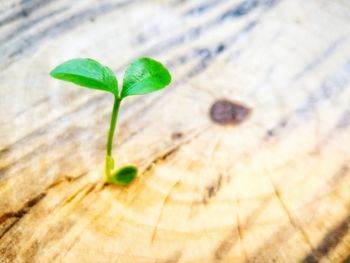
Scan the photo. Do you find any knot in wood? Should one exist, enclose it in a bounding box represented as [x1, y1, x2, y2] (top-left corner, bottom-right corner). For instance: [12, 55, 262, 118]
[209, 99, 251, 125]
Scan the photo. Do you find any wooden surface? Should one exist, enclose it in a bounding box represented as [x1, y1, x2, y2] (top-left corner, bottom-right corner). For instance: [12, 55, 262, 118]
[1, 0, 350, 262]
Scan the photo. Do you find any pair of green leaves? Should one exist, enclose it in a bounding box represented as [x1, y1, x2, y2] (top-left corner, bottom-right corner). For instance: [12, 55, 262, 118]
[50, 57, 171, 185]
[50, 57, 171, 99]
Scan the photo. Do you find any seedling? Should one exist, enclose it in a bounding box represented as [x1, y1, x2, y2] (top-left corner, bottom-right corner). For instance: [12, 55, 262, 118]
[50, 57, 171, 185]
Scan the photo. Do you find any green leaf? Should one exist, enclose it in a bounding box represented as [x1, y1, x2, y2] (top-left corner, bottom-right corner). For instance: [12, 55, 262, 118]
[121, 57, 171, 98]
[108, 165, 137, 185]
[50, 58, 118, 95]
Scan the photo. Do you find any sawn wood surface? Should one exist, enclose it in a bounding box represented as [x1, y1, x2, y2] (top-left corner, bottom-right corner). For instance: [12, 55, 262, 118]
[1, 0, 350, 262]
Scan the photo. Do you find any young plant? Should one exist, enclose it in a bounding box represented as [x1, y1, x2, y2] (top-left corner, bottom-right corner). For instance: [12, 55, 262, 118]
[50, 57, 171, 185]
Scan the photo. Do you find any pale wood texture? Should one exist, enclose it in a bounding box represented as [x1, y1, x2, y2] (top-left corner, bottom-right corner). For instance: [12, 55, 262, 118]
[1, 0, 350, 262]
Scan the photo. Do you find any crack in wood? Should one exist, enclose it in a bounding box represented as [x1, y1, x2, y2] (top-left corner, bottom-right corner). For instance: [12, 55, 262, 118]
[60, 183, 97, 208]
[301, 213, 350, 263]
[214, 196, 272, 261]
[0, 172, 85, 242]
[249, 163, 350, 262]
[265, 60, 350, 139]
[142, 128, 206, 176]
[56, 199, 110, 261]
[0, 192, 46, 239]
[292, 36, 347, 81]
[265, 171, 315, 253]
[235, 195, 248, 262]
[151, 181, 180, 244]
[46, 173, 86, 191]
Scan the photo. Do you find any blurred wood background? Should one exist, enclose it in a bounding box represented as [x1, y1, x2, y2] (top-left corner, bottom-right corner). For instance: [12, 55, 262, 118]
[1, 0, 350, 262]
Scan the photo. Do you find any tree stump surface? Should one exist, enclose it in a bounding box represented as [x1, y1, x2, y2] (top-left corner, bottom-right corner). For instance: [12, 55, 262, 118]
[1, 0, 350, 262]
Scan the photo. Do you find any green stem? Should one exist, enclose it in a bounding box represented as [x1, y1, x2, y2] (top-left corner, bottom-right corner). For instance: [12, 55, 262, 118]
[105, 95, 121, 178]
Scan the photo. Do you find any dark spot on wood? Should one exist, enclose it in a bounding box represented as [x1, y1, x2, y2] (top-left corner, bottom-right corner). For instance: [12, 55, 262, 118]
[171, 132, 183, 140]
[266, 130, 274, 137]
[203, 174, 223, 204]
[207, 186, 215, 197]
[266, 118, 288, 138]
[21, 10, 29, 17]
[216, 43, 225, 53]
[209, 99, 251, 125]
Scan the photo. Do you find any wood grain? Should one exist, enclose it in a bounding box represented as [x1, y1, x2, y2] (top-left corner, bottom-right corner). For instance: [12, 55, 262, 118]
[1, 0, 350, 262]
